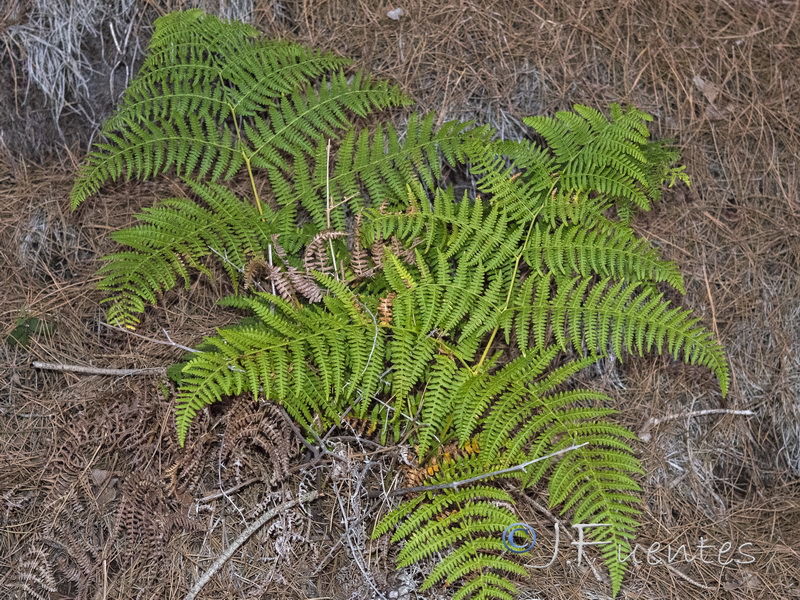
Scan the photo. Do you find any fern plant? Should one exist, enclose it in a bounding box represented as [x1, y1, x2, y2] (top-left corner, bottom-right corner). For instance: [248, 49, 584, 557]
[71, 10, 729, 599]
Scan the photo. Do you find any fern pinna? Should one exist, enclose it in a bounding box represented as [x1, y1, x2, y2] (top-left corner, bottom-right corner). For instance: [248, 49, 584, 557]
[71, 10, 729, 599]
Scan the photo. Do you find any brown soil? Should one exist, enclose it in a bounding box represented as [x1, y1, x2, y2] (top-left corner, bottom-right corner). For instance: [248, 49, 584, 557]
[2, 1, 799, 599]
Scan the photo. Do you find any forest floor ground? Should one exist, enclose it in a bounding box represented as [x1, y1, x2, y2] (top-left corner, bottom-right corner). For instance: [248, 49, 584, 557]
[1, 1, 799, 599]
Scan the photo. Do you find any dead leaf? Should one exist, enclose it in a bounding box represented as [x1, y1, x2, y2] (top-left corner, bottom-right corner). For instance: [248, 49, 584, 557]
[693, 75, 721, 105]
[722, 579, 739, 591]
[705, 105, 726, 121]
[90, 468, 110, 486]
[387, 7, 406, 20]
[96, 480, 118, 508]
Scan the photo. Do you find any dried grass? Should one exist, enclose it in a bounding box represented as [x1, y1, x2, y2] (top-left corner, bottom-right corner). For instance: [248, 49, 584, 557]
[0, 0, 256, 160]
[2, 0, 800, 598]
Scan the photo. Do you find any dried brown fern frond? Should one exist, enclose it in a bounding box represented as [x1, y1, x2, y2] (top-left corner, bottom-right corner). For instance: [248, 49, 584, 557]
[41, 391, 167, 515]
[113, 473, 174, 564]
[289, 268, 325, 302]
[369, 236, 418, 272]
[377, 292, 397, 327]
[2, 484, 35, 525]
[270, 234, 289, 261]
[341, 414, 379, 437]
[244, 256, 299, 303]
[370, 240, 386, 270]
[165, 430, 216, 495]
[7, 544, 57, 600]
[42, 428, 104, 518]
[268, 262, 299, 303]
[97, 390, 172, 470]
[350, 213, 372, 278]
[220, 400, 299, 486]
[272, 235, 325, 301]
[40, 521, 100, 600]
[389, 236, 417, 265]
[303, 230, 347, 274]
[243, 255, 270, 292]
[401, 437, 481, 487]
[244, 237, 326, 302]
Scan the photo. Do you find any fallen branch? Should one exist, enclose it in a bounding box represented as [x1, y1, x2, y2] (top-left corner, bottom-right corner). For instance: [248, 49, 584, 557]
[664, 561, 712, 590]
[383, 443, 589, 497]
[196, 478, 261, 504]
[639, 408, 755, 441]
[184, 491, 320, 600]
[32, 361, 166, 376]
[100, 321, 200, 353]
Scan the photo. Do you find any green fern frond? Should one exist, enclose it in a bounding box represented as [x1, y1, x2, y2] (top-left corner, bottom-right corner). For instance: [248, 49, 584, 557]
[381, 250, 419, 292]
[455, 348, 561, 447]
[70, 10, 407, 209]
[175, 287, 384, 445]
[380, 248, 502, 346]
[390, 329, 439, 401]
[479, 354, 596, 465]
[374, 460, 526, 599]
[467, 142, 615, 231]
[98, 180, 279, 328]
[524, 221, 685, 292]
[516, 274, 730, 394]
[534, 189, 612, 229]
[477, 372, 643, 596]
[381, 252, 468, 402]
[416, 355, 463, 457]
[245, 71, 408, 174]
[222, 40, 352, 115]
[72, 113, 240, 207]
[522, 104, 680, 217]
[383, 250, 515, 456]
[364, 187, 523, 270]
[466, 140, 555, 224]
[392, 486, 517, 551]
[546, 430, 643, 597]
[267, 114, 485, 233]
[103, 10, 259, 128]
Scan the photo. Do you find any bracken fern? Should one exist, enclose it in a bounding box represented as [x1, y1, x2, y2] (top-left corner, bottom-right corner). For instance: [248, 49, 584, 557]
[71, 10, 728, 599]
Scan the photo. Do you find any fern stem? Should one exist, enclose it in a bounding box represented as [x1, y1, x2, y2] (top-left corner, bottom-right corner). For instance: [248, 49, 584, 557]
[267, 243, 277, 296]
[244, 154, 264, 216]
[324, 139, 338, 278]
[229, 105, 264, 216]
[474, 217, 539, 371]
[474, 253, 521, 370]
[474, 321, 500, 372]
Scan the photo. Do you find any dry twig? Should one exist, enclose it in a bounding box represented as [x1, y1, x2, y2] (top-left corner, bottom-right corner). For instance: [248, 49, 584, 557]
[384, 443, 589, 497]
[184, 491, 320, 600]
[31, 361, 166, 376]
[639, 409, 756, 441]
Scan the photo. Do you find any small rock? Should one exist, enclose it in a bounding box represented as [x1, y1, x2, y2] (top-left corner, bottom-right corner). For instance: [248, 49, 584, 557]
[387, 7, 406, 20]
